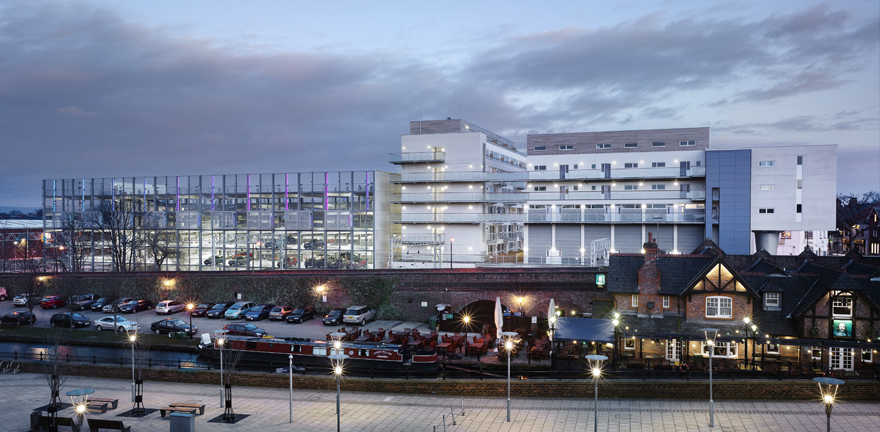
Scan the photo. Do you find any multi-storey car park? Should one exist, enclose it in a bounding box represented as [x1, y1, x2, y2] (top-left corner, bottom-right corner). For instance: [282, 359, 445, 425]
[39, 118, 837, 271]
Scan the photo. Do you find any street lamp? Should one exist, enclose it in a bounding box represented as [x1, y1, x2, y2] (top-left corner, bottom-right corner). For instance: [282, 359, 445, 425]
[742, 317, 758, 370]
[549, 315, 557, 368]
[213, 330, 228, 409]
[700, 328, 719, 428]
[329, 332, 349, 432]
[586, 355, 608, 432]
[449, 238, 454, 269]
[612, 312, 621, 370]
[814, 377, 844, 432]
[501, 331, 518, 422]
[127, 334, 137, 403]
[187, 303, 195, 340]
[289, 354, 293, 424]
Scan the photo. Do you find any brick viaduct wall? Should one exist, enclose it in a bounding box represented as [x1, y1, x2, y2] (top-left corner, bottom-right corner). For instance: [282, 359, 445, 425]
[16, 361, 880, 400]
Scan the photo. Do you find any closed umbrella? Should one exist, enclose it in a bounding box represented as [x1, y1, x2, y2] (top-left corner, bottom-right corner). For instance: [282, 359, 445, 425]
[548, 299, 556, 360]
[494, 297, 503, 346]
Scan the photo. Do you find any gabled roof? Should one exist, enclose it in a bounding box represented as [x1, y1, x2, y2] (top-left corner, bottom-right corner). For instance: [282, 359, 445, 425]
[744, 258, 787, 275]
[844, 260, 880, 277]
[676, 255, 759, 298]
[741, 275, 814, 336]
[606, 255, 644, 294]
[788, 271, 874, 318]
[689, 238, 724, 256]
[657, 256, 714, 295]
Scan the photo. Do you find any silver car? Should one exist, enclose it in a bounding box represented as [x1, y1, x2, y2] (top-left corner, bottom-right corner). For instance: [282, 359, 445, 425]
[94, 316, 141, 332]
[156, 300, 186, 315]
[224, 301, 256, 320]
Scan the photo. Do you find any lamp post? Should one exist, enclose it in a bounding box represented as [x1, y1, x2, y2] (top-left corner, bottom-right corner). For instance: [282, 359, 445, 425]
[213, 330, 228, 408]
[329, 332, 349, 432]
[700, 328, 719, 428]
[742, 317, 757, 370]
[549, 316, 557, 369]
[449, 238, 454, 269]
[586, 355, 608, 432]
[814, 377, 844, 432]
[501, 331, 518, 422]
[128, 334, 136, 403]
[289, 354, 293, 424]
[187, 303, 195, 340]
[612, 312, 621, 371]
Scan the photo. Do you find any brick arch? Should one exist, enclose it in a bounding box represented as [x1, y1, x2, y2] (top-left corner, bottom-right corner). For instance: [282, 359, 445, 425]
[455, 299, 509, 333]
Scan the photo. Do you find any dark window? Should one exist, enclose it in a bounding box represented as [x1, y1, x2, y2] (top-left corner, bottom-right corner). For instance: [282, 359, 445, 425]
[559, 145, 573, 150]
[679, 140, 696, 146]
[797, 156, 803, 165]
[596, 144, 611, 149]
[652, 142, 666, 147]
[534, 146, 547, 151]
[624, 143, 638, 148]
[624, 163, 638, 168]
[652, 162, 666, 167]
[796, 204, 802, 213]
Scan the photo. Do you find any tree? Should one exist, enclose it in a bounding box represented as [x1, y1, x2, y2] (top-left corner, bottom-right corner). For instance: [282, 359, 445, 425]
[220, 341, 245, 422]
[86, 198, 148, 272]
[144, 230, 177, 271]
[50, 213, 90, 273]
[836, 191, 880, 252]
[57, 278, 84, 332]
[42, 328, 69, 432]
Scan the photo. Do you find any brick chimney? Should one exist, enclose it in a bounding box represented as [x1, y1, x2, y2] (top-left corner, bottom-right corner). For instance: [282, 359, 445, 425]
[637, 232, 661, 315]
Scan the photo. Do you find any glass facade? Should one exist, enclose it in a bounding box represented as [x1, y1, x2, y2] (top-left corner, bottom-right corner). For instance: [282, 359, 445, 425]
[42, 172, 378, 271]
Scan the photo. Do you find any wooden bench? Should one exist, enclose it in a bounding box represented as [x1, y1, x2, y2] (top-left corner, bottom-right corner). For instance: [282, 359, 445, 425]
[85, 400, 109, 413]
[169, 403, 205, 415]
[160, 406, 198, 417]
[89, 398, 119, 409]
[39, 416, 80, 432]
[86, 418, 130, 431]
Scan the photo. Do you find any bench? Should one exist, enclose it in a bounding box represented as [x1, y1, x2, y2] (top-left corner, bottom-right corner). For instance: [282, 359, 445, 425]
[169, 403, 205, 415]
[160, 406, 198, 417]
[39, 416, 80, 432]
[86, 418, 131, 431]
[89, 398, 119, 409]
[85, 400, 109, 413]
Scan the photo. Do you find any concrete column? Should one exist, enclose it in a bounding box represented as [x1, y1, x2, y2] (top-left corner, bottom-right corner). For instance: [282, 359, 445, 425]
[754, 231, 782, 254]
[673, 225, 679, 253]
[610, 225, 616, 252]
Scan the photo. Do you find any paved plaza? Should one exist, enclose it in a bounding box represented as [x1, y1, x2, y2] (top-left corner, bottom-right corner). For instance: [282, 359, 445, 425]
[2, 373, 878, 431]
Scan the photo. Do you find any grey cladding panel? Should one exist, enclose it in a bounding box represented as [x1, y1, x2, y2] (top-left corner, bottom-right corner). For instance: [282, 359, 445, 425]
[650, 225, 674, 253]
[526, 127, 710, 156]
[677, 225, 704, 254]
[555, 226, 581, 257]
[528, 225, 551, 254]
[583, 225, 612, 244]
[614, 225, 642, 253]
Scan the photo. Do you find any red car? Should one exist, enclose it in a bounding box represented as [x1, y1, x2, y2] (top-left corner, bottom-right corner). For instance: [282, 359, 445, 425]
[222, 323, 267, 337]
[40, 295, 67, 309]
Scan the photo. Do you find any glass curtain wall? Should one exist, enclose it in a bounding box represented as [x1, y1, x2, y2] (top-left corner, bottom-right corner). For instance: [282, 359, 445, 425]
[42, 171, 376, 271]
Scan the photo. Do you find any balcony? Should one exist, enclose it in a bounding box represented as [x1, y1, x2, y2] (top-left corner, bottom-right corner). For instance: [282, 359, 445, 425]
[390, 213, 527, 224]
[527, 190, 706, 201]
[389, 151, 445, 164]
[393, 166, 706, 183]
[389, 192, 528, 203]
[525, 211, 706, 224]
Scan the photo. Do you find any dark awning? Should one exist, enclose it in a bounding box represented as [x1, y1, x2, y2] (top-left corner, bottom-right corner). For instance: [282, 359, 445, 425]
[554, 318, 614, 343]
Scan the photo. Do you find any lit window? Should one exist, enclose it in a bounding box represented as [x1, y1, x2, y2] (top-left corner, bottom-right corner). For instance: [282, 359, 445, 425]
[832, 295, 852, 317]
[766, 343, 780, 355]
[764, 293, 780, 308]
[632, 295, 639, 307]
[759, 185, 774, 191]
[702, 341, 737, 358]
[706, 296, 732, 318]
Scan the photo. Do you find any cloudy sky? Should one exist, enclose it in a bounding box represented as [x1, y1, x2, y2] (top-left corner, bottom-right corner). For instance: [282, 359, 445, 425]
[1, 0, 878, 209]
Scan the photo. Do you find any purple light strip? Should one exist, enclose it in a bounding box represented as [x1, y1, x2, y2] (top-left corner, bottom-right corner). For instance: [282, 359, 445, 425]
[247, 174, 251, 211]
[52, 180, 56, 213]
[111, 178, 115, 211]
[176, 176, 180, 211]
[211, 176, 215, 211]
[324, 173, 329, 210]
[285, 173, 289, 211]
[81, 179, 85, 211]
[366, 172, 370, 211]
[143, 177, 147, 211]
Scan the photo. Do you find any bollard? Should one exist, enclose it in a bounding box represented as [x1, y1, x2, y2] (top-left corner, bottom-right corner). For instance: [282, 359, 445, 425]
[14, 350, 17, 360]
[450, 407, 456, 425]
[442, 415, 447, 432]
[461, 396, 465, 416]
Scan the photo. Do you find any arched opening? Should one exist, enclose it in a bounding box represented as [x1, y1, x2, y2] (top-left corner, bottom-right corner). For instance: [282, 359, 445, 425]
[437, 299, 509, 333]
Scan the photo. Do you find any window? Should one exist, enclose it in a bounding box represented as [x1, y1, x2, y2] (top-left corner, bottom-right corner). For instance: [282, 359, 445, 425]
[695, 161, 701, 166]
[591, 186, 597, 190]
[764, 293, 780, 308]
[666, 339, 681, 360]
[624, 163, 638, 168]
[679, 140, 696, 146]
[811, 347, 822, 360]
[862, 349, 873, 362]
[796, 204, 802, 213]
[632, 295, 639, 307]
[663, 296, 670, 308]
[313, 347, 327, 356]
[534, 165, 547, 170]
[797, 156, 803, 165]
[759, 185, 774, 191]
[559, 145, 573, 150]
[832, 295, 852, 317]
[652, 142, 666, 147]
[766, 343, 780, 355]
[759, 208, 775, 214]
[759, 161, 775, 167]
[573, 164, 578, 169]
[591, 164, 597, 169]
[706, 296, 732, 318]
[624, 142, 638, 148]
[702, 341, 737, 358]
[533, 186, 546, 191]
[652, 184, 666, 190]
[652, 162, 666, 167]
[624, 185, 638, 190]
[624, 337, 635, 350]
[596, 144, 611, 149]
[797, 179, 802, 189]
[534, 146, 547, 151]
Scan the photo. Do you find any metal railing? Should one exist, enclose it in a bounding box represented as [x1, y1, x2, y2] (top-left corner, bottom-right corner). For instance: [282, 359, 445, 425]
[394, 167, 707, 183]
[389, 152, 445, 164]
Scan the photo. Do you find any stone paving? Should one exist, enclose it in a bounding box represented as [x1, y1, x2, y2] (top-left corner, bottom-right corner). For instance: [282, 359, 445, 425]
[2, 373, 878, 431]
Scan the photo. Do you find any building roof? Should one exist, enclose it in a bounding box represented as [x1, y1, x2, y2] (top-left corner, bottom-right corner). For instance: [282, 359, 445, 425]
[606, 255, 643, 294]
[657, 256, 714, 295]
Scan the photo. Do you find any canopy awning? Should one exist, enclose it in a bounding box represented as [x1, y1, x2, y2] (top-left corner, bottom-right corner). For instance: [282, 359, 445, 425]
[554, 317, 614, 343]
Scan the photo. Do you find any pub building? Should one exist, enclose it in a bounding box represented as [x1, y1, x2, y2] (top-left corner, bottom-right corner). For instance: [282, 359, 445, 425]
[603, 236, 880, 372]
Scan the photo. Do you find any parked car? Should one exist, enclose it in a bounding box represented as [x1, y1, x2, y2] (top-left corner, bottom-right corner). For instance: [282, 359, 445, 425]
[1, 311, 36, 326]
[224, 301, 256, 320]
[302, 239, 325, 250]
[156, 300, 186, 315]
[286, 306, 317, 323]
[203, 255, 225, 265]
[269, 306, 293, 320]
[50, 312, 91, 328]
[74, 294, 101, 311]
[40, 295, 67, 309]
[222, 323, 267, 337]
[94, 316, 140, 332]
[13, 293, 40, 307]
[191, 303, 215, 317]
[119, 299, 152, 313]
[0, 286, 7, 301]
[322, 308, 346, 326]
[150, 318, 196, 335]
[206, 302, 235, 318]
[244, 304, 274, 321]
[104, 298, 134, 313]
[276, 257, 298, 268]
[91, 297, 113, 311]
[343, 305, 375, 326]
[227, 256, 250, 267]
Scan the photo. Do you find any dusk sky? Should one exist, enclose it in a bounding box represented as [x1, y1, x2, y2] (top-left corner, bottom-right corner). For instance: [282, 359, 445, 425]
[1, 0, 878, 209]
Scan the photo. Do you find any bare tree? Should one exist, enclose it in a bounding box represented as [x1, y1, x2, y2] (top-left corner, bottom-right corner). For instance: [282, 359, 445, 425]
[144, 230, 177, 271]
[42, 328, 69, 432]
[86, 198, 148, 272]
[220, 342, 245, 422]
[57, 278, 84, 332]
[51, 213, 90, 273]
[98, 275, 125, 334]
[127, 321, 151, 415]
[836, 191, 880, 252]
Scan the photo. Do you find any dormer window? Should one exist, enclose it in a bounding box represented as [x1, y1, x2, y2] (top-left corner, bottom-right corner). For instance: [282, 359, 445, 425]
[832, 294, 852, 317]
[764, 293, 780, 309]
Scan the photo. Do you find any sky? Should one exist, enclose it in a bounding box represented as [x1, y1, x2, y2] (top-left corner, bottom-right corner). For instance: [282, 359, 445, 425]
[1, 0, 878, 209]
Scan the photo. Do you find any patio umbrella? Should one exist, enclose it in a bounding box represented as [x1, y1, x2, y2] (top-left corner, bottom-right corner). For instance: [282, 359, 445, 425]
[548, 298, 556, 358]
[494, 297, 503, 346]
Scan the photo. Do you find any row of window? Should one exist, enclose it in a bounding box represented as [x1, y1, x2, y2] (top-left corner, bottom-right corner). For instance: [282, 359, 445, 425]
[532, 141, 698, 152]
[630, 294, 785, 316]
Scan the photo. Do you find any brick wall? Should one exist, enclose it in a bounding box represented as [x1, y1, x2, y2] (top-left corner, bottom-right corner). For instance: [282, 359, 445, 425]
[686, 292, 752, 322]
[16, 361, 880, 400]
